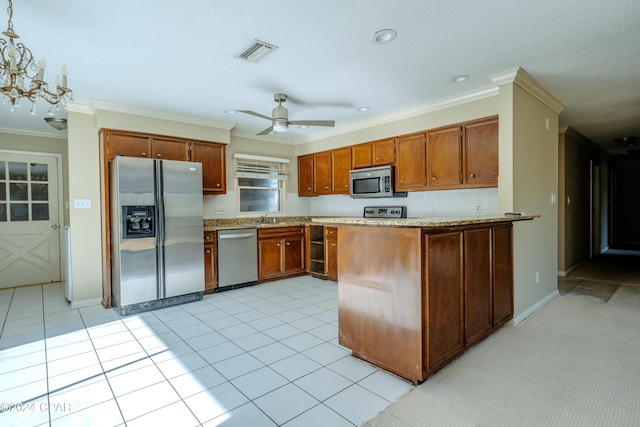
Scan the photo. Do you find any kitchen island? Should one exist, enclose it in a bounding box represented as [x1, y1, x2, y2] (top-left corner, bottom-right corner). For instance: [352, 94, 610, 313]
[313, 215, 537, 384]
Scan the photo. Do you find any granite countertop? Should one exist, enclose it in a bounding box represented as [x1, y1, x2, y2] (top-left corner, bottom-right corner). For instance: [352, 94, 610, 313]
[312, 214, 539, 227]
[204, 214, 538, 231]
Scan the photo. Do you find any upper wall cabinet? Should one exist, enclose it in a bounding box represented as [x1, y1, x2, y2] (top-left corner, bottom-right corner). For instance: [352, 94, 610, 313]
[190, 141, 226, 194]
[297, 116, 498, 197]
[101, 129, 226, 194]
[298, 154, 315, 197]
[426, 126, 463, 189]
[463, 117, 499, 187]
[351, 138, 395, 169]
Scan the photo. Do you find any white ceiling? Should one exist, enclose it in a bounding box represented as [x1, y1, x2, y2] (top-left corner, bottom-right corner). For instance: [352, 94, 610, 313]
[1, 0, 639, 155]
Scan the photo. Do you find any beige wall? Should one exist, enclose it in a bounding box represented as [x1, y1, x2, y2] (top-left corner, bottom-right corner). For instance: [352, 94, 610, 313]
[501, 83, 561, 321]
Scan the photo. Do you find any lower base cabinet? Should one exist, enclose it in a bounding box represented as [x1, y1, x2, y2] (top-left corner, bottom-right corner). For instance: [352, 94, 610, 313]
[204, 231, 217, 294]
[258, 227, 305, 282]
[339, 223, 514, 384]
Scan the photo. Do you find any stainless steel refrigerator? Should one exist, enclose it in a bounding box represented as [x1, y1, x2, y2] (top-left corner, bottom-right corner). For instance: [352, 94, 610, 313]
[110, 156, 204, 315]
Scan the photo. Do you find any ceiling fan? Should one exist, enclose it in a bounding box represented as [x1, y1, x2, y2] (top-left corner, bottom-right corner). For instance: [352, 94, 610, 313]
[239, 93, 335, 135]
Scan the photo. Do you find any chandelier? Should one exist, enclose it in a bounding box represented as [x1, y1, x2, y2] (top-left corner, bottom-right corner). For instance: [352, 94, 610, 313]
[0, 0, 72, 115]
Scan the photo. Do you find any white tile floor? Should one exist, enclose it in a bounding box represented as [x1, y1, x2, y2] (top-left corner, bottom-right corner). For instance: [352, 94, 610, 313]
[0, 276, 413, 426]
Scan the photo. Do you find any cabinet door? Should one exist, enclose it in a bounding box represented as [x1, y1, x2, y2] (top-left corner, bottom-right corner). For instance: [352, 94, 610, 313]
[105, 132, 151, 160]
[314, 151, 332, 195]
[424, 231, 464, 373]
[493, 224, 513, 327]
[372, 138, 395, 165]
[298, 155, 315, 196]
[284, 237, 305, 274]
[325, 227, 338, 280]
[258, 238, 283, 279]
[395, 134, 426, 191]
[203, 231, 216, 294]
[463, 228, 492, 346]
[331, 147, 351, 194]
[427, 127, 462, 188]
[190, 142, 226, 194]
[464, 117, 498, 186]
[351, 143, 372, 169]
[152, 138, 189, 161]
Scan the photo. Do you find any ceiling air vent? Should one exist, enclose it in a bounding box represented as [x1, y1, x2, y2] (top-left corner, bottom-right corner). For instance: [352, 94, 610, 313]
[236, 40, 278, 63]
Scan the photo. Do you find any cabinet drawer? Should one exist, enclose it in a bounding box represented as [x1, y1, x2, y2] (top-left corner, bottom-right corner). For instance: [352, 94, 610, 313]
[258, 226, 304, 239]
[204, 230, 215, 243]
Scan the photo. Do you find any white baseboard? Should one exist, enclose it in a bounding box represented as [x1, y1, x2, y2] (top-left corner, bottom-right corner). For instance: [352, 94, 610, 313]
[513, 290, 559, 326]
[558, 258, 590, 277]
[70, 297, 103, 309]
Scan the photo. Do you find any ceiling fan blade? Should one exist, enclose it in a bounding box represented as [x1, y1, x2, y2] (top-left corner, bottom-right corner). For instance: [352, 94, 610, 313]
[288, 120, 335, 127]
[257, 126, 274, 135]
[238, 110, 273, 121]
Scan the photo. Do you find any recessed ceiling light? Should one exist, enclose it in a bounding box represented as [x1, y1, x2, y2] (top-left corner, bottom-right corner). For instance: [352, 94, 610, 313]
[372, 29, 397, 44]
[614, 136, 637, 146]
[298, 125, 309, 129]
[225, 110, 237, 114]
[450, 75, 470, 83]
[358, 107, 370, 112]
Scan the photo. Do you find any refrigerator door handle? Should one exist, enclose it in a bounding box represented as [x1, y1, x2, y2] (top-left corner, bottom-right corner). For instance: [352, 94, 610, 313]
[155, 160, 166, 298]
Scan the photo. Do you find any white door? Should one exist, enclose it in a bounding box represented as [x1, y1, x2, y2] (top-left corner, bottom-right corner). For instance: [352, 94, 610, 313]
[0, 152, 61, 288]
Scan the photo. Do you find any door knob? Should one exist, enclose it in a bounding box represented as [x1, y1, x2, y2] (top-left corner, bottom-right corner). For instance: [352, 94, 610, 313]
[51, 224, 58, 229]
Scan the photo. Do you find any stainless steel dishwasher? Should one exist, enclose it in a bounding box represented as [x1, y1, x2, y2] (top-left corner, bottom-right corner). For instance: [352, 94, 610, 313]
[217, 228, 258, 289]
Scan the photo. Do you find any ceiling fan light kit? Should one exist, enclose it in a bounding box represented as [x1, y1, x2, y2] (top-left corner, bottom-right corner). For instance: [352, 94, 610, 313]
[239, 92, 336, 135]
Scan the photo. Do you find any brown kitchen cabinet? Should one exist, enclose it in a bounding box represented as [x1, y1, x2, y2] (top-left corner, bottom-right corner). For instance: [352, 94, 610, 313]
[151, 137, 189, 161]
[331, 148, 351, 194]
[426, 126, 463, 188]
[463, 227, 493, 346]
[324, 227, 338, 280]
[258, 226, 306, 281]
[338, 221, 516, 384]
[204, 231, 217, 294]
[395, 133, 427, 191]
[314, 151, 333, 195]
[104, 131, 152, 159]
[190, 141, 226, 194]
[464, 116, 499, 187]
[298, 154, 315, 197]
[306, 225, 325, 277]
[423, 230, 464, 373]
[492, 223, 514, 327]
[351, 138, 395, 169]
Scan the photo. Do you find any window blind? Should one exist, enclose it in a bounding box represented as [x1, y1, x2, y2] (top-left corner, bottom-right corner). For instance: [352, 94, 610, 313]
[234, 154, 289, 181]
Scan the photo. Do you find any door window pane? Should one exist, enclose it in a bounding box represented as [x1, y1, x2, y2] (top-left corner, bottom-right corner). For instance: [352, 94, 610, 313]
[0, 161, 5, 179]
[10, 203, 29, 221]
[9, 162, 28, 180]
[0, 204, 6, 221]
[10, 183, 28, 201]
[31, 183, 48, 201]
[32, 203, 49, 220]
[30, 163, 48, 181]
[0, 182, 5, 201]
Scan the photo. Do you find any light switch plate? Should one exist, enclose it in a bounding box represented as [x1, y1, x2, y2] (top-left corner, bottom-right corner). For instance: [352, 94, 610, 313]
[74, 199, 91, 209]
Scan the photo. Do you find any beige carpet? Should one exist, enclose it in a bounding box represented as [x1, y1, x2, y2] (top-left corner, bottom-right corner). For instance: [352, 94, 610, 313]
[364, 295, 640, 426]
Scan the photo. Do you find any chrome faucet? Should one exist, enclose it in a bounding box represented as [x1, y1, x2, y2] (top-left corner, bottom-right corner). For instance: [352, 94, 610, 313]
[261, 214, 268, 223]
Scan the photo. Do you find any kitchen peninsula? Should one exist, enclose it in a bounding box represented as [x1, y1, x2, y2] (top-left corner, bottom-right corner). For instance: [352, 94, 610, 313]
[314, 214, 537, 384]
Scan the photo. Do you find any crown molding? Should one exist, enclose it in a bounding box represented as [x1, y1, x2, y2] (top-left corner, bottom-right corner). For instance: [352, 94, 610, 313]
[293, 85, 499, 145]
[67, 99, 235, 131]
[0, 125, 66, 140]
[490, 67, 565, 113]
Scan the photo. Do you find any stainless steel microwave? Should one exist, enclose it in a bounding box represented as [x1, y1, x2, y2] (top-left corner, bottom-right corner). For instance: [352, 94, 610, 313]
[349, 166, 407, 198]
